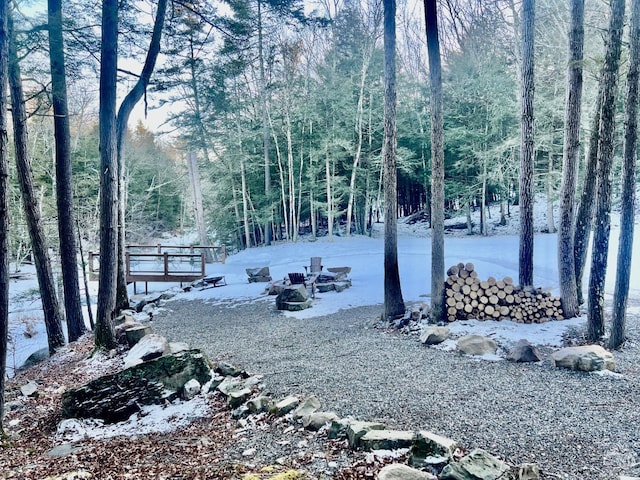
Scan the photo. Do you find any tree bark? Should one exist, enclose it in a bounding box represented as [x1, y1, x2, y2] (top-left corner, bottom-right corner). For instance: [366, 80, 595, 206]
[610, 0, 638, 349]
[587, 0, 625, 342]
[96, 0, 119, 350]
[557, 0, 584, 319]
[8, 13, 65, 355]
[0, 0, 9, 434]
[115, 0, 168, 310]
[257, 0, 272, 246]
[187, 151, 211, 261]
[518, 0, 535, 288]
[424, 0, 444, 323]
[574, 89, 603, 305]
[48, 0, 86, 342]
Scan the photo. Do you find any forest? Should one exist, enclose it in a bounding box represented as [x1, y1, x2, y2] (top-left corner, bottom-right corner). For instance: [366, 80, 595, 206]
[0, 0, 638, 439]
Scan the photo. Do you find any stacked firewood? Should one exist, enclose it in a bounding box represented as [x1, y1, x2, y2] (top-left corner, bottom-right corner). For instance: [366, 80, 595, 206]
[444, 262, 564, 323]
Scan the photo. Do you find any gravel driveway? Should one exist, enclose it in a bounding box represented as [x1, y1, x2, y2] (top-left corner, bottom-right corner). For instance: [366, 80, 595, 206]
[153, 297, 640, 480]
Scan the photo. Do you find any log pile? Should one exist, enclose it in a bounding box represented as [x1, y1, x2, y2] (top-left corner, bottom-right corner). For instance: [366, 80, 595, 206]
[444, 262, 563, 323]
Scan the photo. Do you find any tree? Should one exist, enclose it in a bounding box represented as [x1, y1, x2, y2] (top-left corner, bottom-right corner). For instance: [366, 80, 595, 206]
[95, 0, 118, 350]
[48, 0, 86, 342]
[115, 0, 168, 312]
[424, 0, 444, 323]
[8, 11, 65, 355]
[557, 0, 584, 319]
[0, 0, 9, 435]
[518, 0, 535, 288]
[609, 0, 638, 349]
[382, 0, 405, 320]
[587, 0, 625, 342]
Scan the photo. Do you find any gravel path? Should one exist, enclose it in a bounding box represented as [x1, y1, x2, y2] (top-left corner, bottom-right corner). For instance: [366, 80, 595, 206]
[153, 297, 640, 480]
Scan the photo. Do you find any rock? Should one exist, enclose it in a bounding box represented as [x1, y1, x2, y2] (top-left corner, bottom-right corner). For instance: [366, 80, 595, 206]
[334, 281, 351, 292]
[551, 345, 615, 372]
[378, 464, 437, 480]
[518, 463, 540, 480]
[46, 443, 83, 457]
[292, 395, 321, 419]
[114, 312, 134, 325]
[232, 405, 250, 419]
[216, 375, 260, 396]
[62, 349, 212, 423]
[247, 267, 272, 282]
[267, 281, 287, 296]
[183, 379, 201, 399]
[506, 340, 543, 363]
[123, 334, 170, 368]
[20, 381, 39, 398]
[276, 284, 309, 310]
[19, 348, 49, 370]
[457, 335, 497, 356]
[346, 420, 387, 449]
[124, 325, 153, 347]
[242, 447, 257, 457]
[315, 283, 336, 293]
[227, 388, 252, 408]
[216, 361, 244, 377]
[247, 395, 272, 413]
[271, 396, 300, 416]
[440, 449, 509, 480]
[328, 418, 353, 439]
[302, 411, 339, 431]
[409, 431, 458, 468]
[359, 429, 415, 451]
[420, 326, 450, 345]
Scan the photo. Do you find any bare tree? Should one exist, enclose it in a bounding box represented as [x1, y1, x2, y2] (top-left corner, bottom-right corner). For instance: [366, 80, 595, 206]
[48, 0, 86, 342]
[518, 0, 535, 288]
[610, 0, 638, 349]
[383, 0, 405, 320]
[424, 0, 444, 323]
[115, 0, 168, 312]
[8, 11, 65, 355]
[95, 0, 118, 350]
[557, 0, 584, 319]
[0, 0, 9, 434]
[587, 0, 625, 342]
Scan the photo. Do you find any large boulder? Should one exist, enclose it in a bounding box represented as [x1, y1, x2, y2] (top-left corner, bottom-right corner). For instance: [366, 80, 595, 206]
[457, 335, 497, 356]
[276, 284, 310, 310]
[420, 326, 450, 345]
[293, 395, 321, 419]
[440, 449, 509, 480]
[346, 420, 387, 449]
[378, 464, 437, 480]
[551, 345, 615, 372]
[61, 349, 212, 423]
[359, 429, 415, 451]
[506, 339, 543, 363]
[302, 411, 339, 431]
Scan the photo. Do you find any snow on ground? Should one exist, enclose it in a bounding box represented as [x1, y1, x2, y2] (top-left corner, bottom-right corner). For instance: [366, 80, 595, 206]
[7, 207, 640, 372]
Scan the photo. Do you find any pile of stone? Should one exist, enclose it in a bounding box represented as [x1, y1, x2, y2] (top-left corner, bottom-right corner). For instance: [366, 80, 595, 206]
[275, 283, 312, 311]
[445, 262, 563, 323]
[314, 267, 352, 293]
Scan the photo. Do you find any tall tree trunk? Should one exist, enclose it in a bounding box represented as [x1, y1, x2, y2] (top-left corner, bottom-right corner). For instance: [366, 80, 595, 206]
[8, 14, 65, 355]
[187, 151, 211, 261]
[325, 151, 334, 241]
[48, 0, 86, 341]
[557, 0, 585, 319]
[383, 0, 405, 320]
[115, 0, 168, 309]
[285, 110, 297, 241]
[96, 0, 119, 350]
[424, 0, 444, 323]
[240, 158, 252, 248]
[257, 0, 272, 246]
[518, 0, 535, 288]
[574, 89, 603, 304]
[0, 0, 10, 434]
[587, 0, 625, 342]
[546, 153, 555, 233]
[610, 0, 638, 349]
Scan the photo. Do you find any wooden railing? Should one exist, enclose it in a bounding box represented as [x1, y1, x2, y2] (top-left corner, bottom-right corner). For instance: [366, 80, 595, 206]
[88, 244, 225, 293]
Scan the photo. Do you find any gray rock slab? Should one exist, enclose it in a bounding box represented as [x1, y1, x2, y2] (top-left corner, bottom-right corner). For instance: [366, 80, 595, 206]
[551, 345, 615, 372]
[293, 395, 321, 419]
[410, 430, 458, 467]
[123, 334, 170, 368]
[506, 339, 543, 363]
[346, 420, 387, 449]
[302, 411, 339, 431]
[46, 443, 83, 457]
[457, 335, 497, 356]
[420, 326, 450, 345]
[271, 395, 300, 416]
[20, 381, 39, 398]
[359, 429, 416, 451]
[378, 463, 437, 480]
[440, 448, 509, 480]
